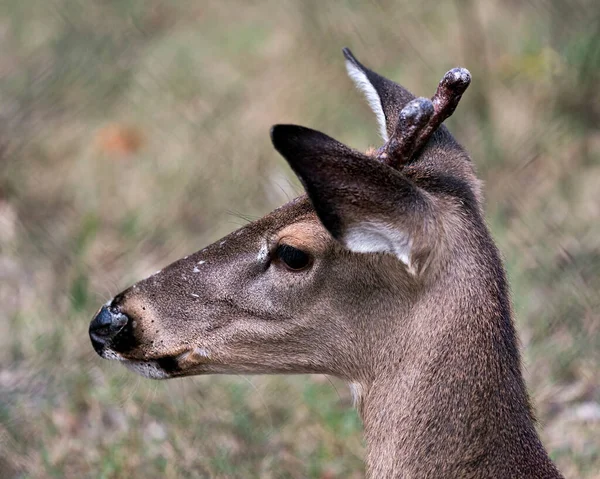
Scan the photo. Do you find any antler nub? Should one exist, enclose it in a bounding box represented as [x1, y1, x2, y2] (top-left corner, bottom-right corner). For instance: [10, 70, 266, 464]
[380, 67, 471, 168]
[416, 67, 471, 147]
[434, 67, 472, 116]
[379, 97, 434, 168]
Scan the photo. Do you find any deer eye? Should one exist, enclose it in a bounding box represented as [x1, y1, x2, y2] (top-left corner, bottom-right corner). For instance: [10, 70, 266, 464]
[275, 244, 311, 271]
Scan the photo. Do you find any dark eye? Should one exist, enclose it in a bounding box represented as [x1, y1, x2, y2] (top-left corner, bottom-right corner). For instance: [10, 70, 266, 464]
[275, 244, 311, 271]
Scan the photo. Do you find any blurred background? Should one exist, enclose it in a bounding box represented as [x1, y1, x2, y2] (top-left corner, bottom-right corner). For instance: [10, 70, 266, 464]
[0, 1, 598, 477]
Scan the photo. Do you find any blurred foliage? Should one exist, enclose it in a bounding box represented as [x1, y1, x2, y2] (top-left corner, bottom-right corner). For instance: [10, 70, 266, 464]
[0, 0, 598, 478]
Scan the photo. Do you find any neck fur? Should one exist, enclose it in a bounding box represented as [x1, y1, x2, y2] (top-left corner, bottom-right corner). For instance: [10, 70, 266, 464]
[352, 254, 561, 478]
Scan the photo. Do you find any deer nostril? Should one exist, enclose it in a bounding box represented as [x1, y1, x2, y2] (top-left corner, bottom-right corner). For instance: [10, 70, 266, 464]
[89, 306, 130, 350]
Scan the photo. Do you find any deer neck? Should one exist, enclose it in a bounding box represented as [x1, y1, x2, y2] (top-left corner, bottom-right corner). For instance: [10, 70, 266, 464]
[356, 254, 557, 478]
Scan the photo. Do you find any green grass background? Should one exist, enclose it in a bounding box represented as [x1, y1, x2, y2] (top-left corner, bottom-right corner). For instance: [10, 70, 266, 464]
[0, 1, 598, 477]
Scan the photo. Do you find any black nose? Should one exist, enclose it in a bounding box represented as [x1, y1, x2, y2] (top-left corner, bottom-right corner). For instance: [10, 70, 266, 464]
[89, 306, 129, 351]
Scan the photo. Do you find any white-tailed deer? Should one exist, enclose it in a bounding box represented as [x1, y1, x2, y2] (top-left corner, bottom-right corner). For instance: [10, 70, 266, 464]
[90, 49, 563, 478]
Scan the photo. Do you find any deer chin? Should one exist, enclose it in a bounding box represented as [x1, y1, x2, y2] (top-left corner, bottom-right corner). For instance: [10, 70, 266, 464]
[97, 348, 171, 379]
[104, 345, 220, 379]
[122, 359, 171, 379]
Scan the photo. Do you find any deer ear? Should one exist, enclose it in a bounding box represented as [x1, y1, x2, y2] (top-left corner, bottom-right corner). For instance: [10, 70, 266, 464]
[343, 48, 415, 142]
[271, 125, 428, 266]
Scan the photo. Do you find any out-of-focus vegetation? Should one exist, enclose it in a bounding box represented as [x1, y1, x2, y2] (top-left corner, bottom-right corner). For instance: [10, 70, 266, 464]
[0, 1, 598, 477]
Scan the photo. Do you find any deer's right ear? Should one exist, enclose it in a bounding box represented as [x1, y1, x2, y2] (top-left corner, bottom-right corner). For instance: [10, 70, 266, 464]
[271, 125, 432, 267]
[343, 48, 415, 143]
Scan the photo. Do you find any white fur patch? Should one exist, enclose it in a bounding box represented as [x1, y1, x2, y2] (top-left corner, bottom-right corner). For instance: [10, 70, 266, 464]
[194, 347, 210, 358]
[123, 360, 169, 379]
[177, 347, 211, 364]
[257, 243, 269, 263]
[349, 381, 364, 408]
[345, 59, 388, 142]
[102, 349, 168, 379]
[343, 221, 412, 267]
[102, 349, 125, 361]
[193, 261, 206, 273]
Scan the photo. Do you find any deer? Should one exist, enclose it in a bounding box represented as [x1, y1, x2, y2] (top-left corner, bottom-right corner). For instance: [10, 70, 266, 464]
[89, 48, 563, 478]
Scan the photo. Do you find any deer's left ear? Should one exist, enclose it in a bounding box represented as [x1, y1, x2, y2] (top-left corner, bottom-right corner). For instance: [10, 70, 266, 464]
[343, 48, 416, 142]
[271, 125, 433, 267]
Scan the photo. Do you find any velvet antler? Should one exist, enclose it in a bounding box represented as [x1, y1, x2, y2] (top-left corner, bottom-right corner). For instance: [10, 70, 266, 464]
[378, 68, 471, 169]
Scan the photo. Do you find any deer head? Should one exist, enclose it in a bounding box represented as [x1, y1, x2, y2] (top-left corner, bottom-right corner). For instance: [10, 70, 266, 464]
[89, 49, 562, 478]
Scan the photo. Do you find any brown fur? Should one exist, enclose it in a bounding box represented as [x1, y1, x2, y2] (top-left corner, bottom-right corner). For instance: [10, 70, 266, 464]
[90, 51, 563, 478]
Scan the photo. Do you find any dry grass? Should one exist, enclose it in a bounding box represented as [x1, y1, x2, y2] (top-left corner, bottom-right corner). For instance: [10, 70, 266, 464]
[1, 1, 599, 477]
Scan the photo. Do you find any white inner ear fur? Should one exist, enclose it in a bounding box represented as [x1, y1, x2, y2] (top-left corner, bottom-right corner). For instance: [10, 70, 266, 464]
[345, 59, 389, 142]
[343, 221, 412, 268]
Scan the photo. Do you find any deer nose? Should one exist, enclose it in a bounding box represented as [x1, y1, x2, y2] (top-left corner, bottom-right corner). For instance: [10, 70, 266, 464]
[89, 306, 129, 351]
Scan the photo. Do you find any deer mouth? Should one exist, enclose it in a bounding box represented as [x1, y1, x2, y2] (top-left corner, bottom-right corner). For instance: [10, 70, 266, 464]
[95, 348, 178, 379]
[94, 341, 214, 379]
[120, 351, 214, 379]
